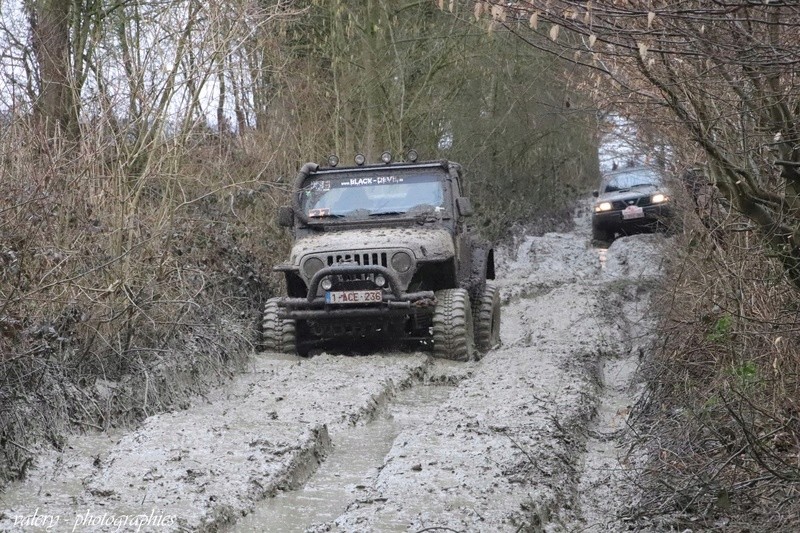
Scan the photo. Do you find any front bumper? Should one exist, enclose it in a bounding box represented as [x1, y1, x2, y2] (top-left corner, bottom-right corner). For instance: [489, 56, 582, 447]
[592, 204, 671, 231]
[276, 264, 435, 320]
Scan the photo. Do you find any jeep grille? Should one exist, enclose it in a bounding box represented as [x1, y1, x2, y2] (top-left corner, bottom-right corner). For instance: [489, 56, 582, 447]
[301, 249, 415, 294]
[325, 252, 388, 268]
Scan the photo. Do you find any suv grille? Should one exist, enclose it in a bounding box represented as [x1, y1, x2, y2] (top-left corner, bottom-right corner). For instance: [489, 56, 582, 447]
[611, 197, 655, 210]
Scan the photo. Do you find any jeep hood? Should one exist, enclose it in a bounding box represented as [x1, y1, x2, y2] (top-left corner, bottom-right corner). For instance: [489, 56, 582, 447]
[290, 227, 454, 265]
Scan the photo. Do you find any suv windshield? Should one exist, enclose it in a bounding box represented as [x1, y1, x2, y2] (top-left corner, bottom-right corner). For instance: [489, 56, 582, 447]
[299, 168, 446, 220]
[603, 167, 662, 193]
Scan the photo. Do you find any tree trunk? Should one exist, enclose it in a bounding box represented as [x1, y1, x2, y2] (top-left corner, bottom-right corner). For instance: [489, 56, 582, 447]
[29, 0, 78, 141]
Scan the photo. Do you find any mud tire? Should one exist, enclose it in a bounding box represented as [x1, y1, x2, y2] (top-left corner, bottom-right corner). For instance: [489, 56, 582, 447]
[261, 298, 297, 354]
[473, 281, 500, 356]
[432, 288, 475, 362]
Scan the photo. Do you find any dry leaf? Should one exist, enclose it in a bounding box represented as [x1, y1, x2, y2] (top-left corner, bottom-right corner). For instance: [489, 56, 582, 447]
[588, 34, 597, 48]
[549, 24, 560, 41]
[529, 12, 539, 29]
[449, 0, 455, 12]
[647, 11, 655, 28]
[474, 2, 482, 20]
[638, 41, 648, 60]
[437, 0, 444, 11]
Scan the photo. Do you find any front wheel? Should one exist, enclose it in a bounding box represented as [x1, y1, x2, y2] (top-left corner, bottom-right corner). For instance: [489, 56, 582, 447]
[473, 281, 501, 356]
[261, 298, 297, 355]
[432, 288, 475, 362]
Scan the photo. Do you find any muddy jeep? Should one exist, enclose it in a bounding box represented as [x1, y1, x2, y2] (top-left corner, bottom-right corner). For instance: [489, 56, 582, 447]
[260, 154, 500, 360]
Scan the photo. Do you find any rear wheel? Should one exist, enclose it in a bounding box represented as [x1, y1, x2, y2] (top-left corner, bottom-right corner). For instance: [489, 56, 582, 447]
[432, 288, 475, 362]
[261, 298, 297, 354]
[473, 281, 500, 356]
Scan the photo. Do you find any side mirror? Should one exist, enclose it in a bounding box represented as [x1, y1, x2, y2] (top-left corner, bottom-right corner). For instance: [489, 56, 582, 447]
[456, 197, 473, 217]
[592, 190, 599, 198]
[277, 206, 294, 227]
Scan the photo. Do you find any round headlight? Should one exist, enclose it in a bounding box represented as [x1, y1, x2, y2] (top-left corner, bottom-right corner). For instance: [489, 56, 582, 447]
[374, 274, 386, 287]
[320, 278, 333, 291]
[381, 151, 392, 164]
[406, 149, 418, 162]
[391, 251, 413, 273]
[651, 193, 667, 204]
[354, 154, 366, 166]
[595, 202, 613, 212]
[303, 257, 325, 278]
[327, 154, 339, 167]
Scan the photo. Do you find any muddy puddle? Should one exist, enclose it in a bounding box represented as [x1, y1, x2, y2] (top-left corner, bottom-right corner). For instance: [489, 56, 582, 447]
[0, 431, 121, 513]
[232, 384, 453, 532]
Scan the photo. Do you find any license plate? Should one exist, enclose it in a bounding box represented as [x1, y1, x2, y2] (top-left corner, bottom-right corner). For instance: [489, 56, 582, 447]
[325, 290, 383, 304]
[622, 205, 645, 220]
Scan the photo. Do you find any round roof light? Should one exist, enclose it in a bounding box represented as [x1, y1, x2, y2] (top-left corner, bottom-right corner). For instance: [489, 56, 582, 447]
[406, 149, 418, 162]
[354, 154, 366, 166]
[380, 151, 393, 164]
[327, 154, 339, 167]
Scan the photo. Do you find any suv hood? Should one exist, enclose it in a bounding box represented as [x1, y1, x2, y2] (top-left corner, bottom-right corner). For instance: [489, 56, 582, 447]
[290, 227, 454, 265]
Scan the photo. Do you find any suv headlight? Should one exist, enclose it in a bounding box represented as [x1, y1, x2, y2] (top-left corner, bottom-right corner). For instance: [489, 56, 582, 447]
[651, 193, 668, 204]
[594, 202, 612, 212]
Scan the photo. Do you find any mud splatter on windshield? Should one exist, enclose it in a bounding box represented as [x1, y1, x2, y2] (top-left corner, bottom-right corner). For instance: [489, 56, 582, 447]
[300, 169, 445, 219]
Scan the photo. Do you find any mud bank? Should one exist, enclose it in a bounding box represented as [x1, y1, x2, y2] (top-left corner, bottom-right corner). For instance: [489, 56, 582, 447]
[0, 205, 666, 532]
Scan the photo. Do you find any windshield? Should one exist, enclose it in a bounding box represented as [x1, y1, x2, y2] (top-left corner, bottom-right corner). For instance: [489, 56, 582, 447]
[298, 168, 446, 220]
[603, 167, 662, 193]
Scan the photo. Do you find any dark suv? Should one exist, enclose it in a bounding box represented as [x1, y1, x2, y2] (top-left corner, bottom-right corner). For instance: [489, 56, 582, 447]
[260, 153, 500, 360]
[591, 165, 671, 243]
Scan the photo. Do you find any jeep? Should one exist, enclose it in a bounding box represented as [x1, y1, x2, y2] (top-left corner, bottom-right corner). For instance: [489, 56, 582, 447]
[259, 152, 500, 360]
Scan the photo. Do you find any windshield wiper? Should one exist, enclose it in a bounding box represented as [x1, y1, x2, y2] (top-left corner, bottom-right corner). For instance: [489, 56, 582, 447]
[308, 213, 344, 219]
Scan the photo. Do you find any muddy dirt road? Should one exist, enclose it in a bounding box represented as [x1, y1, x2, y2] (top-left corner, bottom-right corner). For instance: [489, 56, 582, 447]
[0, 205, 665, 532]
